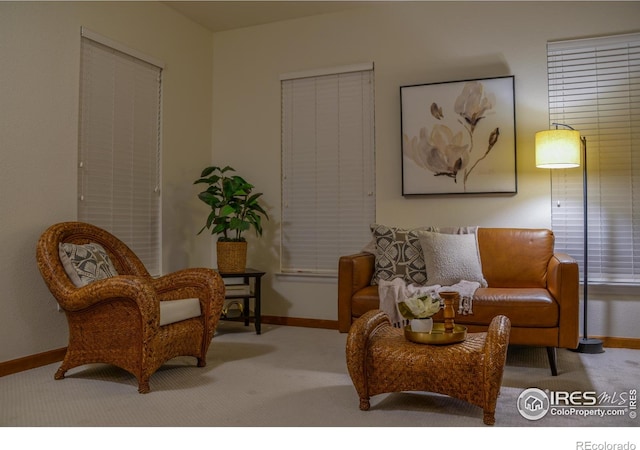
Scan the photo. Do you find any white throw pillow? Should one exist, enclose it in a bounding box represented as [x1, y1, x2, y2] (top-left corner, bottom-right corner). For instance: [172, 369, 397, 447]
[417, 231, 487, 287]
[59, 242, 119, 287]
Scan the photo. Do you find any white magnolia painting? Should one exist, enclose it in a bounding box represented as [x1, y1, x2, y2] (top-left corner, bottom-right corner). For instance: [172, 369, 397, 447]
[401, 76, 516, 195]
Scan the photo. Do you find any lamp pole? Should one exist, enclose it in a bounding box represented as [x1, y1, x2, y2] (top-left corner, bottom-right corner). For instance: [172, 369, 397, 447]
[576, 135, 604, 354]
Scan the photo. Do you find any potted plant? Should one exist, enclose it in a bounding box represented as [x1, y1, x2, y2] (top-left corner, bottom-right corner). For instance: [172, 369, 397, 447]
[194, 165, 268, 272]
[397, 294, 442, 333]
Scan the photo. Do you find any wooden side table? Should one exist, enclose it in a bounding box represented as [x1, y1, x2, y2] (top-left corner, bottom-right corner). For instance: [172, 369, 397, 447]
[218, 268, 265, 334]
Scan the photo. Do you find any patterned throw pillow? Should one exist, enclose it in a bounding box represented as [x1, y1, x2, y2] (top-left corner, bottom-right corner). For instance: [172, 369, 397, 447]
[370, 224, 430, 285]
[59, 242, 119, 287]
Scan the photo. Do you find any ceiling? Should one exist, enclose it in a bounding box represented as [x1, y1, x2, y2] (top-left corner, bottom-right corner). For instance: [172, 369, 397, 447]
[164, 1, 371, 33]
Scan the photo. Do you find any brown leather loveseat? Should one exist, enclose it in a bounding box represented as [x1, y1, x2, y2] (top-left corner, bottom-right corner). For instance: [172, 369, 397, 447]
[338, 228, 579, 375]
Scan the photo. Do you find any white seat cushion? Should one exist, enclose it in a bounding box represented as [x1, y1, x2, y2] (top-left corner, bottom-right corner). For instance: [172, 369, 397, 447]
[159, 298, 202, 326]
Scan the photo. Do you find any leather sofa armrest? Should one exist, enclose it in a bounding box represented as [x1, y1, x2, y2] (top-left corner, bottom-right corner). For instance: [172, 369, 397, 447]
[338, 252, 375, 332]
[547, 253, 580, 349]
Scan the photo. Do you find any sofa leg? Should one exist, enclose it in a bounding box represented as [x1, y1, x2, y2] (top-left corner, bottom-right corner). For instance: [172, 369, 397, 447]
[546, 347, 558, 376]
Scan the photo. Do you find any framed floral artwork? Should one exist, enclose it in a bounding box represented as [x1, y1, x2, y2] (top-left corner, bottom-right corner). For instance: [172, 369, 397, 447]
[401, 75, 516, 195]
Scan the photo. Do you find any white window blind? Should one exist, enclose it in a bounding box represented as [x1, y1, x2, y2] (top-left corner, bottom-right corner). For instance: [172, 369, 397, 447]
[78, 31, 162, 276]
[281, 65, 375, 275]
[548, 33, 640, 284]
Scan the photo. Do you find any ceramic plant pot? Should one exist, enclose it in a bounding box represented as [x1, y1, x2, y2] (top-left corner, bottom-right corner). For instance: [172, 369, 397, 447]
[410, 317, 433, 333]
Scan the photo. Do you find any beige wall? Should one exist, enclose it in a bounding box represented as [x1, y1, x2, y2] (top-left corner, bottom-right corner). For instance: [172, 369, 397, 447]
[0, 1, 213, 361]
[2, 2, 639, 363]
[211, 2, 640, 337]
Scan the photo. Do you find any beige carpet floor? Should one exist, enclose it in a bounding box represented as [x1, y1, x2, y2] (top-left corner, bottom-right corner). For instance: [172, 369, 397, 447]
[1, 320, 638, 445]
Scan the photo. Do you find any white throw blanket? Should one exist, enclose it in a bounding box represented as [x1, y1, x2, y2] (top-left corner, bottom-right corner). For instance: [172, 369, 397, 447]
[378, 278, 479, 328]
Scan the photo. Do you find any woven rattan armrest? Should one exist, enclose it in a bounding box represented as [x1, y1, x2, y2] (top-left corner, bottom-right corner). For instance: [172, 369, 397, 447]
[152, 268, 225, 332]
[66, 275, 158, 316]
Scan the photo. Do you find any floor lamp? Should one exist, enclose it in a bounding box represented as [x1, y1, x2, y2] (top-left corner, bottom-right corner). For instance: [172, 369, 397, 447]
[535, 124, 604, 354]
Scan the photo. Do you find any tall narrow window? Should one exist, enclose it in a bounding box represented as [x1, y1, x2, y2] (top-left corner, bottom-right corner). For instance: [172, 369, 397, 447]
[281, 64, 375, 275]
[547, 33, 640, 284]
[78, 29, 163, 276]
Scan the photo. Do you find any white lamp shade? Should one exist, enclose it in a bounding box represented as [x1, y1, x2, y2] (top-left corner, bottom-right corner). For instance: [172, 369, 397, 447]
[535, 129, 581, 169]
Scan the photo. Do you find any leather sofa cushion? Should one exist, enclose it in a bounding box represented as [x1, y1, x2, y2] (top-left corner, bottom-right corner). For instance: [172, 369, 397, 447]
[450, 288, 558, 328]
[352, 287, 558, 328]
[477, 228, 553, 288]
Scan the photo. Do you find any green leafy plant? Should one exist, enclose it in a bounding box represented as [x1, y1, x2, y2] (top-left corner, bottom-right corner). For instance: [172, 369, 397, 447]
[194, 165, 268, 242]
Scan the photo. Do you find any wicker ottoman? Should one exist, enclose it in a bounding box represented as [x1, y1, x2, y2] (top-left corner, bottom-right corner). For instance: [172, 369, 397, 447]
[346, 310, 511, 425]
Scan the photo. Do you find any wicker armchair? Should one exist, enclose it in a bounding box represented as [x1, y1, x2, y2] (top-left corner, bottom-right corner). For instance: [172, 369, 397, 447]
[36, 221, 225, 393]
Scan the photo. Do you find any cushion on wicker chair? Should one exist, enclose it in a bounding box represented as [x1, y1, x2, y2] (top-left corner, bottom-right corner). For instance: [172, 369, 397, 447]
[59, 242, 118, 287]
[159, 298, 202, 326]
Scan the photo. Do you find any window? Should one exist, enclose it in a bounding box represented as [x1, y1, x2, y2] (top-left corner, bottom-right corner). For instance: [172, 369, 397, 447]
[281, 64, 375, 275]
[547, 33, 640, 284]
[78, 29, 163, 276]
